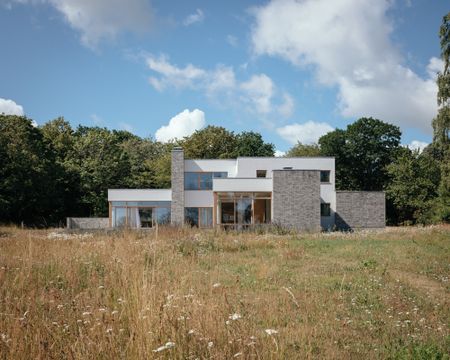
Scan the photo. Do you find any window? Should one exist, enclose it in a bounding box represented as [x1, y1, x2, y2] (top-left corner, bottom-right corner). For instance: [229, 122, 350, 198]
[321, 203, 331, 217]
[184, 172, 228, 190]
[185, 207, 213, 227]
[320, 170, 330, 183]
[256, 170, 267, 178]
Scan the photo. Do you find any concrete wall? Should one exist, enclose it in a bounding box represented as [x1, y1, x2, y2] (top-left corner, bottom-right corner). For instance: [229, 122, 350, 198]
[108, 189, 172, 201]
[335, 191, 385, 230]
[272, 170, 321, 231]
[171, 148, 185, 225]
[67, 217, 109, 229]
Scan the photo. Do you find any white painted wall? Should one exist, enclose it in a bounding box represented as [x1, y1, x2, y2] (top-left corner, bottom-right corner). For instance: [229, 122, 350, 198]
[213, 178, 272, 192]
[185, 190, 214, 207]
[185, 159, 237, 176]
[108, 189, 172, 202]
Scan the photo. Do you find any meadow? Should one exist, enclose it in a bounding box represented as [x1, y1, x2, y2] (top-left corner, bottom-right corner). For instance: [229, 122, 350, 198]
[0, 226, 449, 359]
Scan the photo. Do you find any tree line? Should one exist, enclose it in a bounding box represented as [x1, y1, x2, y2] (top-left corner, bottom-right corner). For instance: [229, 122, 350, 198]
[1, 13, 448, 227]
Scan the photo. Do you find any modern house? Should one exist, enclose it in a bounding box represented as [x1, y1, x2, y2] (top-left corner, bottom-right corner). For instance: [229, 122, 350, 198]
[107, 147, 385, 231]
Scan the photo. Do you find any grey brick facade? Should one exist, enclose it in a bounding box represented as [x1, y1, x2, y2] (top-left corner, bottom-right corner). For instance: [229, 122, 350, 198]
[171, 147, 185, 225]
[335, 191, 385, 230]
[272, 170, 321, 231]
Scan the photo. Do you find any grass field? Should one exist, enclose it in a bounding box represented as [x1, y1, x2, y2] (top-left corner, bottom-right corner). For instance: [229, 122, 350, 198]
[0, 226, 449, 359]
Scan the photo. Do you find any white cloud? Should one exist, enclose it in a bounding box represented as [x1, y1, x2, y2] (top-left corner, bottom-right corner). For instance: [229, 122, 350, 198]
[183, 9, 204, 26]
[251, 0, 438, 133]
[90, 113, 104, 125]
[278, 92, 295, 118]
[11, 0, 153, 48]
[147, 54, 206, 91]
[407, 140, 428, 153]
[146, 54, 294, 117]
[155, 109, 205, 143]
[274, 150, 286, 157]
[426, 57, 444, 78]
[240, 74, 274, 114]
[276, 121, 334, 145]
[0, 98, 24, 116]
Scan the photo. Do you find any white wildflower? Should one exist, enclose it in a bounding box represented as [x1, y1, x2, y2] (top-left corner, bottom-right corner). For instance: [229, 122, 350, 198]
[229, 313, 242, 321]
[153, 341, 175, 352]
[234, 352, 242, 357]
[208, 341, 213, 348]
[188, 329, 195, 335]
[111, 310, 118, 315]
[213, 283, 221, 288]
[265, 329, 278, 336]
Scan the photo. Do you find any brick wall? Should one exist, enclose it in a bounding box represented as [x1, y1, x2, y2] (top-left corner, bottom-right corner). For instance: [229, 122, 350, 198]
[171, 148, 185, 225]
[272, 170, 321, 231]
[335, 191, 385, 230]
[66, 217, 109, 229]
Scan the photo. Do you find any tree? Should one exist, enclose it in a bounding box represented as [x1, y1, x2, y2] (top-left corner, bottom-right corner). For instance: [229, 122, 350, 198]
[67, 127, 131, 216]
[386, 147, 440, 224]
[233, 131, 274, 157]
[285, 142, 321, 157]
[319, 117, 401, 191]
[181, 126, 237, 159]
[0, 115, 61, 225]
[431, 12, 450, 221]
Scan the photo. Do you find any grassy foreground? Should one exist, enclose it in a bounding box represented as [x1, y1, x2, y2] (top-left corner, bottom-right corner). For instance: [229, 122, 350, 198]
[0, 226, 449, 359]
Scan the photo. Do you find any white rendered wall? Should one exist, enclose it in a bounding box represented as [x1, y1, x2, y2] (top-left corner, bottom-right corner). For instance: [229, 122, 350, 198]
[185, 190, 214, 207]
[185, 159, 237, 177]
[213, 178, 272, 192]
[108, 189, 172, 202]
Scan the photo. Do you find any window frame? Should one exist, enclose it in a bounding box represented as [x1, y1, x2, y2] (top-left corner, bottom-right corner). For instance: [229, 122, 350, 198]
[184, 172, 228, 190]
[256, 170, 267, 178]
[185, 207, 213, 228]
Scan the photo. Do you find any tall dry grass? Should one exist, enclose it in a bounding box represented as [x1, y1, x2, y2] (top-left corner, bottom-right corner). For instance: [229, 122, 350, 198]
[0, 226, 449, 359]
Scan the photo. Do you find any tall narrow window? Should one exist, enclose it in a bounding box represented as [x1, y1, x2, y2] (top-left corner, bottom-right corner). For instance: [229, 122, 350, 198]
[321, 203, 331, 216]
[320, 170, 330, 183]
[256, 170, 267, 178]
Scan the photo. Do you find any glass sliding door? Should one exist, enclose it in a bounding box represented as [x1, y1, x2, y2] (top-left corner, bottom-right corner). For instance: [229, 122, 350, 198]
[236, 198, 252, 225]
[139, 208, 153, 228]
[221, 202, 235, 225]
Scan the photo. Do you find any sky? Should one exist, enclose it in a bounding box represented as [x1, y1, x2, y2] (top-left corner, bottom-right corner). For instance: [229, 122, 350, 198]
[0, 0, 447, 154]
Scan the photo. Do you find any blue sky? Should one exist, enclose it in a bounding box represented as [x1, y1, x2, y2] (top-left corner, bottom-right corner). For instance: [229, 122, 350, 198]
[0, 0, 447, 153]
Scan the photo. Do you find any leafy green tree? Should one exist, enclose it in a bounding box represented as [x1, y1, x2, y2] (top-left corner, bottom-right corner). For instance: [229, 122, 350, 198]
[67, 127, 131, 216]
[386, 147, 440, 224]
[233, 131, 274, 157]
[431, 12, 450, 221]
[181, 126, 237, 159]
[319, 117, 401, 191]
[285, 142, 321, 157]
[0, 115, 61, 225]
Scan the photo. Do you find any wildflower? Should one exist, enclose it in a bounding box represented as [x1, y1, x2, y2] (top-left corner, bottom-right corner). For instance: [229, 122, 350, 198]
[265, 329, 278, 336]
[98, 285, 104, 289]
[229, 313, 242, 321]
[99, 308, 107, 312]
[111, 310, 118, 315]
[82, 312, 91, 316]
[106, 328, 113, 334]
[57, 304, 64, 310]
[234, 352, 242, 357]
[213, 283, 221, 288]
[225, 320, 230, 325]
[188, 329, 195, 335]
[153, 342, 175, 352]
[208, 341, 214, 348]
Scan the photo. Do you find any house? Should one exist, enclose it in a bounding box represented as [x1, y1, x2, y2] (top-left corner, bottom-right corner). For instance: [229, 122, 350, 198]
[107, 147, 385, 231]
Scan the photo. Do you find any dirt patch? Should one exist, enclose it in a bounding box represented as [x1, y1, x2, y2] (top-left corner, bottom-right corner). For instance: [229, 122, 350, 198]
[390, 270, 448, 303]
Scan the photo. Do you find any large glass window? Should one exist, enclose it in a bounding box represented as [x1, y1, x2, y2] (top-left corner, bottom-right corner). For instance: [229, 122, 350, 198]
[184, 172, 228, 190]
[221, 202, 235, 224]
[111, 204, 170, 228]
[185, 208, 199, 226]
[185, 207, 213, 227]
[320, 171, 330, 183]
[236, 198, 252, 224]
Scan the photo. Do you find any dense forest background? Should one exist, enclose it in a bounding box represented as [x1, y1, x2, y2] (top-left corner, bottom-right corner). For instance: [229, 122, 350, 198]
[1, 13, 449, 227]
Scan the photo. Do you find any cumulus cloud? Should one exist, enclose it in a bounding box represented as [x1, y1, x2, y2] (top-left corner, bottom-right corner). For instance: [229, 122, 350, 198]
[274, 149, 286, 157]
[155, 109, 205, 143]
[407, 140, 428, 153]
[251, 0, 438, 133]
[11, 0, 153, 48]
[146, 54, 293, 117]
[0, 98, 24, 116]
[240, 74, 274, 114]
[276, 121, 334, 145]
[183, 9, 204, 26]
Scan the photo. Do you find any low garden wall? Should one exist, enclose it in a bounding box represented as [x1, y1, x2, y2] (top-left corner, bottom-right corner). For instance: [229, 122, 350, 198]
[66, 217, 109, 229]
